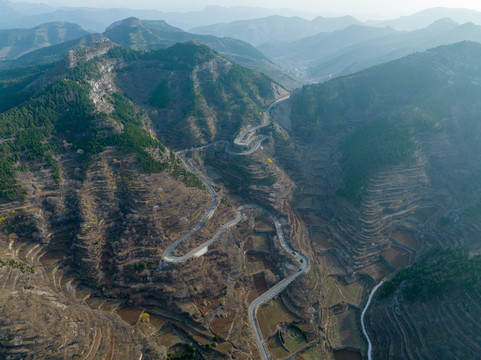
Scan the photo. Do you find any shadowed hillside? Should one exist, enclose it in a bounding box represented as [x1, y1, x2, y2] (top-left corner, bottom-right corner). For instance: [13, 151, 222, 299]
[271, 41, 481, 358]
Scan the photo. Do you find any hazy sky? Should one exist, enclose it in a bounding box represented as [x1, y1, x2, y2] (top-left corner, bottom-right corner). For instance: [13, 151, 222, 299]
[12, 0, 481, 19]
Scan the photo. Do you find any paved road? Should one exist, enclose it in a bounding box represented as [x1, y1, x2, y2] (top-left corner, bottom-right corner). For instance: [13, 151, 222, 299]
[175, 94, 290, 157]
[162, 156, 221, 263]
[361, 280, 384, 360]
[247, 205, 310, 360]
[234, 94, 290, 147]
[161, 94, 309, 360]
[165, 94, 291, 263]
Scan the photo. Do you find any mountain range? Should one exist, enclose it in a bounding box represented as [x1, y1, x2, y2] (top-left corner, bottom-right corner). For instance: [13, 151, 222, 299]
[259, 18, 481, 82]
[0, 18, 297, 88]
[3, 3, 481, 360]
[191, 15, 361, 46]
[0, 1, 311, 32]
[6, 12, 481, 87]
[0, 21, 88, 61]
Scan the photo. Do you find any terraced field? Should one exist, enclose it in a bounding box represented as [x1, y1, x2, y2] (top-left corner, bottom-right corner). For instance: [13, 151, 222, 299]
[367, 290, 481, 359]
[0, 239, 152, 359]
[269, 43, 481, 359]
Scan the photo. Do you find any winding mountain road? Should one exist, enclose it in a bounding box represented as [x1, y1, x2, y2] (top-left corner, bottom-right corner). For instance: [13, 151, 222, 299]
[361, 280, 384, 360]
[160, 94, 310, 359]
[247, 206, 310, 360]
[163, 94, 290, 262]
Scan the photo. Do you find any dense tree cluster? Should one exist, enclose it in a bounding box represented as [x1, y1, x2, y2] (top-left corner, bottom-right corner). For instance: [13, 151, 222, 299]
[0, 258, 35, 273]
[0, 155, 26, 201]
[380, 248, 481, 301]
[0, 63, 56, 112]
[166, 344, 196, 360]
[0, 76, 100, 200]
[105, 93, 169, 174]
[149, 80, 170, 109]
[337, 120, 416, 204]
[107, 42, 215, 71]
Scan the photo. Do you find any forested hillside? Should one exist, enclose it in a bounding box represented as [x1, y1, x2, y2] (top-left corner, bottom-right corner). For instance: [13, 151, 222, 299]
[0, 22, 88, 60]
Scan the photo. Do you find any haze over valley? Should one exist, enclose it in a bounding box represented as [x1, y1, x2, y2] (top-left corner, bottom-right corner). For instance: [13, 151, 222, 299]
[1, 1, 481, 359]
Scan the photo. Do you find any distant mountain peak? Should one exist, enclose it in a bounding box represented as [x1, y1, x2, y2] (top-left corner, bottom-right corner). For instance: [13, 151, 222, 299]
[106, 16, 144, 31]
[428, 17, 460, 28]
[312, 14, 358, 21]
[0, 21, 90, 61]
[367, 7, 481, 31]
[457, 21, 478, 29]
[191, 14, 361, 46]
[106, 17, 184, 34]
[121, 16, 142, 24]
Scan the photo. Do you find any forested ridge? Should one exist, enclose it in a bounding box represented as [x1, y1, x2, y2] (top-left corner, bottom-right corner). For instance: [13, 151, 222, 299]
[0, 77, 96, 201]
[380, 248, 481, 301]
[0, 45, 216, 201]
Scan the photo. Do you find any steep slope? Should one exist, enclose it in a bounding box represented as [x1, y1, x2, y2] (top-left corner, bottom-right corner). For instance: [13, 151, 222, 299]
[108, 42, 286, 149]
[0, 22, 89, 60]
[191, 15, 361, 46]
[366, 248, 481, 359]
[270, 41, 481, 358]
[0, 40, 295, 359]
[0, 61, 63, 111]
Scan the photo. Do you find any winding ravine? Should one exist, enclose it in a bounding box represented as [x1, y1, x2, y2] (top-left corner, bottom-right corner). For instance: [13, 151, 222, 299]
[159, 94, 310, 360]
[361, 280, 384, 360]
